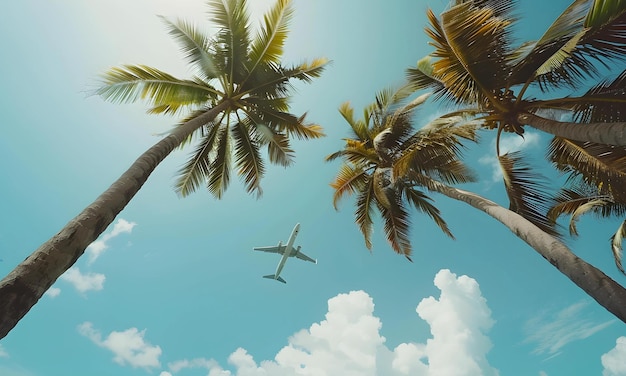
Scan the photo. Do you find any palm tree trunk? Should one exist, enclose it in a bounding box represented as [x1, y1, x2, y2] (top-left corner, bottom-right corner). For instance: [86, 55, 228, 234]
[518, 112, 626, 146]
[425, 178, 626, 323]
[0, 101, 229, 339]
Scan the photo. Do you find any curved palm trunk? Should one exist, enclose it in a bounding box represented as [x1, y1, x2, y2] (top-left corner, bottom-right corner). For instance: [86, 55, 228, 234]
[518, 112, 626, 146]
[425, 178, 626, 323]
[0, 101, 229, 339]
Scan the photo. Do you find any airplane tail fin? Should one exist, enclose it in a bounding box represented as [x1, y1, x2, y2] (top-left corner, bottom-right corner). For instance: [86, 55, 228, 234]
[263, 274, 286, 284]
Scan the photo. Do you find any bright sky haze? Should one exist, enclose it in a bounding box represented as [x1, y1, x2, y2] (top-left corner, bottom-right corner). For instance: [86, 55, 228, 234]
[1, 0, 626, 375]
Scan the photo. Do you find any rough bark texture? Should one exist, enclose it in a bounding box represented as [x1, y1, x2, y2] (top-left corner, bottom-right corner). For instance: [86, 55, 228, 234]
[518, 112, 626, 146]
[0, 102, 228, 339]
[427, 179, 626, 323]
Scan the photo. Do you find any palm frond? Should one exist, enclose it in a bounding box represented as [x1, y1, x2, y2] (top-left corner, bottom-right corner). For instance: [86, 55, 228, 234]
[339, 102, 370, 141]
[355, 178, 376, 250]
[248, 0, 293, 71]
[611, 219, 626, 274]
[209, 0, 251, 83]
[427, 3, 513, 105]
[406, 55, 446, 95]
[250, 108, 325, 140]
[207, 122, 232, 199]
[499, 151, 561, 237]
[377, 196, 412, 259]
[159, 17, 220, 81]
[573, 69, 626, 123]
[232, 120, 265, 197]
[174, 119, 223, 197]
[266, 130, 294, 167]
[510, 0, 592, 89]
[97, 65, 217, 111]
[579, 2, 626, 64]
[330, 163, 370, 210]
[404, 187, 454, 239]
[548, 137, 626, 201]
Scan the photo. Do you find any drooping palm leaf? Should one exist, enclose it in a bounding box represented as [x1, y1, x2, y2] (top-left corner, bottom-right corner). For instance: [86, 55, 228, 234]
[404, 187, 454, 239]
[377, 196, 412, 259]
[499, 151, 561, 237]
[208, 122, 232, 198]
[232, 119, 265, 197]
[548, 137, 626, 201]
[573, 69, 626, 123]
[355, 178, 376, 250]
[330, 163, 369, 209]
[175, 113, 225, 196]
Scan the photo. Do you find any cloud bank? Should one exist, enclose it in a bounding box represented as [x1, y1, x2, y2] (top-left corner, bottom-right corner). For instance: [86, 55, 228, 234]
[78, 322, 162, 369]
[166, 269, 499, 376]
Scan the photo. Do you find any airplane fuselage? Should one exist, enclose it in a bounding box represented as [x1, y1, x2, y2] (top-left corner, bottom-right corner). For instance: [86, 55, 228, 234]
[273, 223, 300, 278]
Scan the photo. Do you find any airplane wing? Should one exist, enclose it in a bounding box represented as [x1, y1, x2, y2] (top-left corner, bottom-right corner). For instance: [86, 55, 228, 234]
[294, 250, 317, 264]
[253, 245, 287, 255]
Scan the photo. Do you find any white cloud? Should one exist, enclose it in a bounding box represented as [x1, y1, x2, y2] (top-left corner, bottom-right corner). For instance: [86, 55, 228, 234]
[539, 371, 549, 376]
[524, 301, 614, 358]
[602, 336, 626, 376]
[167, 269, 498, 376]
[159, 372, 173, 376]
[78, 322, 162, 370]
[0, 344, 8, 358]
[479, 131, 541, 182]
[44, 287, 61, 298]
[60, 267, 105, 293]
[86, 218, 136, 264]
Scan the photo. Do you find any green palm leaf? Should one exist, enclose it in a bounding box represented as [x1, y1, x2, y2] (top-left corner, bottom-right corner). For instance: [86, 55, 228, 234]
[510, 0, 592, 88]
[356, 178, 376, 250]
[579, 1, 626, 63]
[97, 65, 217, 111]
[426, 3, 512, 105]
[329, 163, 369, 210]
[377, 196, 412, 259]
[208, 122, 232, 198]
[209, 0, 251, 84]
[499, 151, 561, 237]
[248, 0, 293, 70]
[175, 117, 223, 197]
[404, 187, 454, 239]
[548, 137, 626, 201]
[573, 69, 626, 123]
[232, 120, 265, 197]
[159, 17, 220, 81]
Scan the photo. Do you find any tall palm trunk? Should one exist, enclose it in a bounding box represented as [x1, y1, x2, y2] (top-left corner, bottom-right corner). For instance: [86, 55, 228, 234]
[517, 112, 626, 146]
[0, 101, 229, 339]
[424, 178, 626, 323]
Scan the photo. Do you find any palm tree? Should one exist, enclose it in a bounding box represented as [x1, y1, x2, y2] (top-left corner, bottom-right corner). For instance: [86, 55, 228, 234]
[407, 0, 626, 263]
[326, 86, 479, 258]
[0, 0, 327, 340]
[328, 86, 626, 323]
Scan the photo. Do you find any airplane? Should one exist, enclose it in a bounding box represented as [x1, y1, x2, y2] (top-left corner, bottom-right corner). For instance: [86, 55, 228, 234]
[253, 223, 316, 283]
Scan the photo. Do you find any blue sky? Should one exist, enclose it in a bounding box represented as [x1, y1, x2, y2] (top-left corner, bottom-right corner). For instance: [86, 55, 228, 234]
[1, 0, 626, 375]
